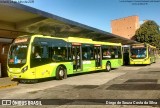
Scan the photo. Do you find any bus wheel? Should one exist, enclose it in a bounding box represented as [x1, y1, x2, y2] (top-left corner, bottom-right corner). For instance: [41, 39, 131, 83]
[106, 62, 111, 72]
[56, 66, 67, 80]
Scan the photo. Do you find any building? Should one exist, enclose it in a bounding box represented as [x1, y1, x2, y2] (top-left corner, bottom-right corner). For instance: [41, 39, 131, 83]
[111, 15, 140, 40]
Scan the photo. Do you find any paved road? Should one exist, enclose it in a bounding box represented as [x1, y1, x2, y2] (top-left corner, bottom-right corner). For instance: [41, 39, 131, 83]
[0, 60, 160, 108]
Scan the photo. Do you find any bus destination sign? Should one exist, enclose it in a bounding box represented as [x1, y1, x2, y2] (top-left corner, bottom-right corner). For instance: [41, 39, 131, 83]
[14, 37, 29, 43]
[132, 45, 145, 48]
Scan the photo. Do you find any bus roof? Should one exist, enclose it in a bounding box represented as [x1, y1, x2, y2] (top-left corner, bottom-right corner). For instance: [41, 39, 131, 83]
[67, 37, 121, 46]
[67, 37, 93, 43]
[17, 35, 122, 46]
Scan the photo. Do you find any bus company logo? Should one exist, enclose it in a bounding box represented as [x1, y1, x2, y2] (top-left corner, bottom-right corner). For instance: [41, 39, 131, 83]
[2, 100, 11, 105]
[1, 99, 42, 106]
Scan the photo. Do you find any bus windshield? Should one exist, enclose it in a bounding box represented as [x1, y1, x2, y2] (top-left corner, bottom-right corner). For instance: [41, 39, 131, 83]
[130, 48, 147, 59]
[8, 44, 28, 67]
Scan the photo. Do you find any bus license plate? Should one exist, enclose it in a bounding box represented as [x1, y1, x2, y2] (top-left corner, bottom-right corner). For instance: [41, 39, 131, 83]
[136, 62, 142, 64]
[13, 76, 17, 78]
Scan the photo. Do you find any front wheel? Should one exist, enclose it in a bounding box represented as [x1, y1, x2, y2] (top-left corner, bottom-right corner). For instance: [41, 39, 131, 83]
[56, 66, 67, 80]
[106, 62, 111, 72]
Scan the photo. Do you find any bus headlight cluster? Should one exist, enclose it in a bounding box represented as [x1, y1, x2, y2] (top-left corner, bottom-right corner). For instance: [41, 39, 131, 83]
[21, 66, 28, 73]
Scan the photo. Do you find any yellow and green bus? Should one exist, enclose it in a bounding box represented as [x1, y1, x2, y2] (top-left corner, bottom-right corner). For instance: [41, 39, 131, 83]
[7, 35, 123, 80]
[130, 43, 156, 65]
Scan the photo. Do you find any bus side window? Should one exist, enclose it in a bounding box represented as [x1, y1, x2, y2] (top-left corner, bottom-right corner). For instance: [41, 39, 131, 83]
[110, 47, 115, 59]
[41, 45, 49, 58]
[52, 47, 67, 61]
[82, 45, 94, 60]
[31, 45, 42, 59]
[68, 46, 72, 60]
[30, 44, 51, 67]
[118, 46, 122, 58]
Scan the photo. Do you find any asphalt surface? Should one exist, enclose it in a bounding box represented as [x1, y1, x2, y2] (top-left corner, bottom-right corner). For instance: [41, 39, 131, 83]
[0, 77, 18, 89]
[0, 59, 160, 108]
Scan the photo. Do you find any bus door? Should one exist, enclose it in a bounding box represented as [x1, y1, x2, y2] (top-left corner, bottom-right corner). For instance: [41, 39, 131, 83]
[72, 44, 82, 72]
[94, 46, 102, 68]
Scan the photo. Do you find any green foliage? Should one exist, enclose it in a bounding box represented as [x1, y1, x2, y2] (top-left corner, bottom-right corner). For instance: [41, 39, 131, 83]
[135, 20, 160, 49]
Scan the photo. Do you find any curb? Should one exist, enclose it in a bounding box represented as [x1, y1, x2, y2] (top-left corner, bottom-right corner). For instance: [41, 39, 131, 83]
[0, 81, 18, 89]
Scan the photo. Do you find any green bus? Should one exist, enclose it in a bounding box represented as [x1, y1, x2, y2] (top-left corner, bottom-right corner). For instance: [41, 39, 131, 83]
[7, 35, 123, 80]
[130, 43, 156, 65]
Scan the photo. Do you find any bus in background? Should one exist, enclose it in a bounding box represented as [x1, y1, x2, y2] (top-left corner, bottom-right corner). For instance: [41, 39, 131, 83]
[130, 43, 156, 65]
[7, 35, 123, 80]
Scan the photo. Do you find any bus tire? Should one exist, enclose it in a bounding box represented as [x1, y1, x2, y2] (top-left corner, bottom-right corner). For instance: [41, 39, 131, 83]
[56, 66, 67, 80]
[106, 62, 111, 72]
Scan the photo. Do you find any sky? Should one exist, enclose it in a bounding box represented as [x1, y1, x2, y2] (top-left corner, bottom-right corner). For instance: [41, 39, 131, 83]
[18, 0, 160, 32]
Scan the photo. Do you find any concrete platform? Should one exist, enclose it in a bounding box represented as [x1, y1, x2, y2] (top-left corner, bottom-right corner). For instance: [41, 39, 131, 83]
[0, 77, 18, 89]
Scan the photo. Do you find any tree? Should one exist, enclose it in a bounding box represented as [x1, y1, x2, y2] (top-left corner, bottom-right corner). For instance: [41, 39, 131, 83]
[135, 20, 160, 49]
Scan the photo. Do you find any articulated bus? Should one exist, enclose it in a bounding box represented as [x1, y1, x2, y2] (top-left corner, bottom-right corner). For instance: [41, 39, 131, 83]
[7, 35, 123, 80]
[130, 43, 156, 65]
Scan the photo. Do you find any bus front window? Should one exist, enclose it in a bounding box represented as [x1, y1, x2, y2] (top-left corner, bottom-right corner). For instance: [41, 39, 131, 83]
[130, 48, 146, 59]
[8, 44, 28, 67]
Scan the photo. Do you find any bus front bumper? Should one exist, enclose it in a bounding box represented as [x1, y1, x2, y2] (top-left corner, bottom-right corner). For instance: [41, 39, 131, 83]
[8, 71, 35, 79]
[130, 58, 150, 65]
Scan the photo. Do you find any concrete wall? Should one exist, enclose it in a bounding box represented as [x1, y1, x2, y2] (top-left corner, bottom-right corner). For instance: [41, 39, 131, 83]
[111, 16, 140, 39]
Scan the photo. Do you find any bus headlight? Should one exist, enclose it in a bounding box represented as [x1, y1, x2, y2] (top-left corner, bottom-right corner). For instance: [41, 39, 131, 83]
[21, 66, 28, 73]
